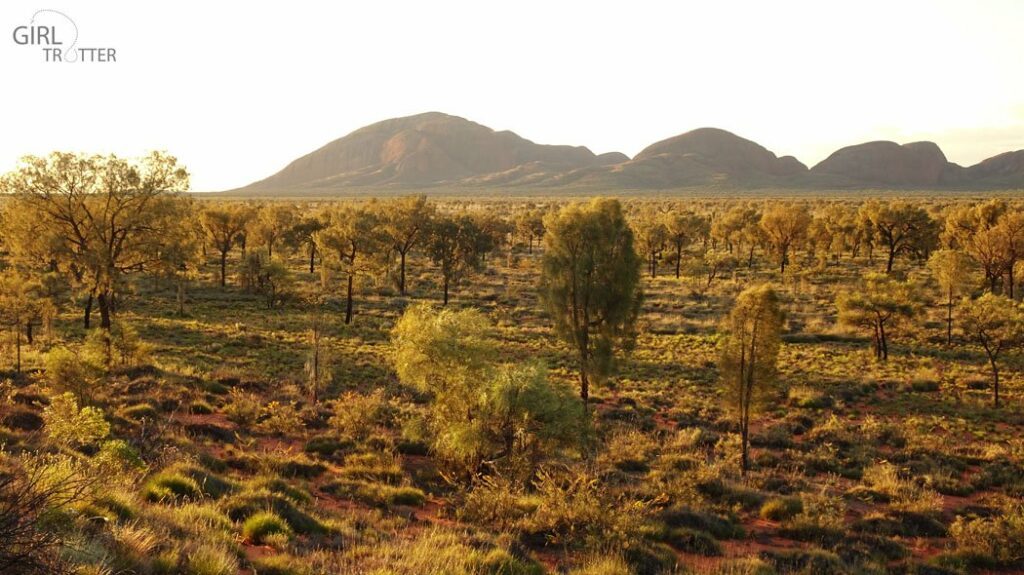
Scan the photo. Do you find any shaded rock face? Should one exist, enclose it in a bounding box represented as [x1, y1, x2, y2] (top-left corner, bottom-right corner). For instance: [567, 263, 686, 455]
[634, 128, 809, 178]
[230, 111, 1024, 193]
[241, 112, 611, 191]
[810, 141, 962, 186]
[965, 150, 1024, 182]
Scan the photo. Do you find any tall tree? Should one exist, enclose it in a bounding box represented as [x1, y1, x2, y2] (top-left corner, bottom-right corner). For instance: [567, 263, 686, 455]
[382, 195, 434, 295]
[927, 249, 977, 344]
[959, 293, 1024, 408]
[427, 214, 481, 306]
[858, 200, 938, 273]
[719, 284, 784, 475]
[539, 198, 642, 407]
[514, 208, 546, 254]
[315, 205, 385, 324]
[663, 210, 706, 278]
[250, 203, 297, 258]
[201, 204, 254, 287]
[1, 151, 190, 329]
[837, 272, 921, 361]
[760, 203, 811, 274]
[633, 207, 668, 278]
[286, 212, 327, 274]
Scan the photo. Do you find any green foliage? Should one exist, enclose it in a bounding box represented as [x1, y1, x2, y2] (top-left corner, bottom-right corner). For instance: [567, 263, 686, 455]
[837, 272, 922, 361]
[184, 543, 239, 575]
[41, 392, 109, 447]
[329, 388, 389, 440]
[242, 511, 293, 543]
[44, 347, 93, 402]
[949, 505, 1024, 566]
[760, 497, 803, 521]
[393, 304, 581, 474]
[540, 198, 643, 402]
[142, 471, 203, 503]
[719, 284, 784, 473]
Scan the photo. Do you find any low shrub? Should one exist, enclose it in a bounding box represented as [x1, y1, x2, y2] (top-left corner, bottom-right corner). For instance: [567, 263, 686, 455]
[760, 497, 803, 521]
[183, 543, 239, 575]
[949, 505, 1024, 566]
[242, 511, 292, 544]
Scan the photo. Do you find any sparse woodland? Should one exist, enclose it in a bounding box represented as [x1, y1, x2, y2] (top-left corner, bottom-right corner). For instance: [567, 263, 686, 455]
[4, 152, 1024, 575]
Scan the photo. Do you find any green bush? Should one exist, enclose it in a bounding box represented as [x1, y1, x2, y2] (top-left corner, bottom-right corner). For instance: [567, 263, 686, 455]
[42, 392, 109, 447]
[251, 554, 310, 575]
[184, 544, 239, 575]
[474, 548, 544, 575]
[664, 527, 721, 556]
[221, 489, 324, 534]
[949, 505, 1024, 566]
[760, 497, 803, 521]
[569, 556, 632, 575]
[143, 471, 203, 502]
[242, 511, 292, 544]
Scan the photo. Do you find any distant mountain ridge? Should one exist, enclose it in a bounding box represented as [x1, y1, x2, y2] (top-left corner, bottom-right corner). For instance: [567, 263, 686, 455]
[230, 112, 1024, 194]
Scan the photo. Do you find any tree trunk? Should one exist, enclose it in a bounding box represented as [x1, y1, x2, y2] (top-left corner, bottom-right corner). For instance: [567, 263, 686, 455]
[83, 293, 94, 329]
[25, 321, 33, 345]
[15, 327, 21, 373]
[345, 273, 354, 324]
[990, 357, 1000, 408]
[579, 353, 589, 408]
[879, 321, 888, 360]
[886, 246, 896, 273]
[675, 245, 682, 278]
[309, 244, 316, 274]
[177, 277, 186, 315]
[442, 275, 449, 306]
[399, 251, 407, 295]
[1009, 264, 1016, 300]
[220, 251, 228, 287]
[740, 419, 749, 476]
[946, 292, 953, 345]
[97, 291, 112, 330]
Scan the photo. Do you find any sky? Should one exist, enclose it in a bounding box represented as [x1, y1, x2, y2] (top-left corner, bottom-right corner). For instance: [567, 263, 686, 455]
[2, 0, 1023, 191]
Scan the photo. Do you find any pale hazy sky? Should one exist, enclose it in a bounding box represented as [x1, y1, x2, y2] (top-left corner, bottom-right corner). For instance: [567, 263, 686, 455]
[2, 0, 1023, 191]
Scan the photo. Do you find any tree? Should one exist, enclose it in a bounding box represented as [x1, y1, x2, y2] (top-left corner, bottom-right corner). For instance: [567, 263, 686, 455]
[991, 212, 1024, 299]
[1, 151, 190, 329]
[959, 293, 1024, 407]
[760, 204, 811, 274]
[392, 304, 580, 476]
[633, 208, 668, 278]
[286, 213, 327, 274]
[514, 208, 546, 254]
[382, 195, 434, 295]
[315, 205, 386, 324]
[663, 210, 707, 278]
[149, 197, 202, 315]
[928, 249, 977, 344]
[858, 200, 938, 273]
[837, 273, 921, 361]
[427, 214, 482, 306]
[201, 204, 254, 287]
[718, 284, 784, 475]
[539, 198, 642, 407]
[304, 298, 331, 404]
[0, 272, 43, 373]
[685, 251, 737, 298]
[469, 212, 510, 268]
[250, 203, 297, 258]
